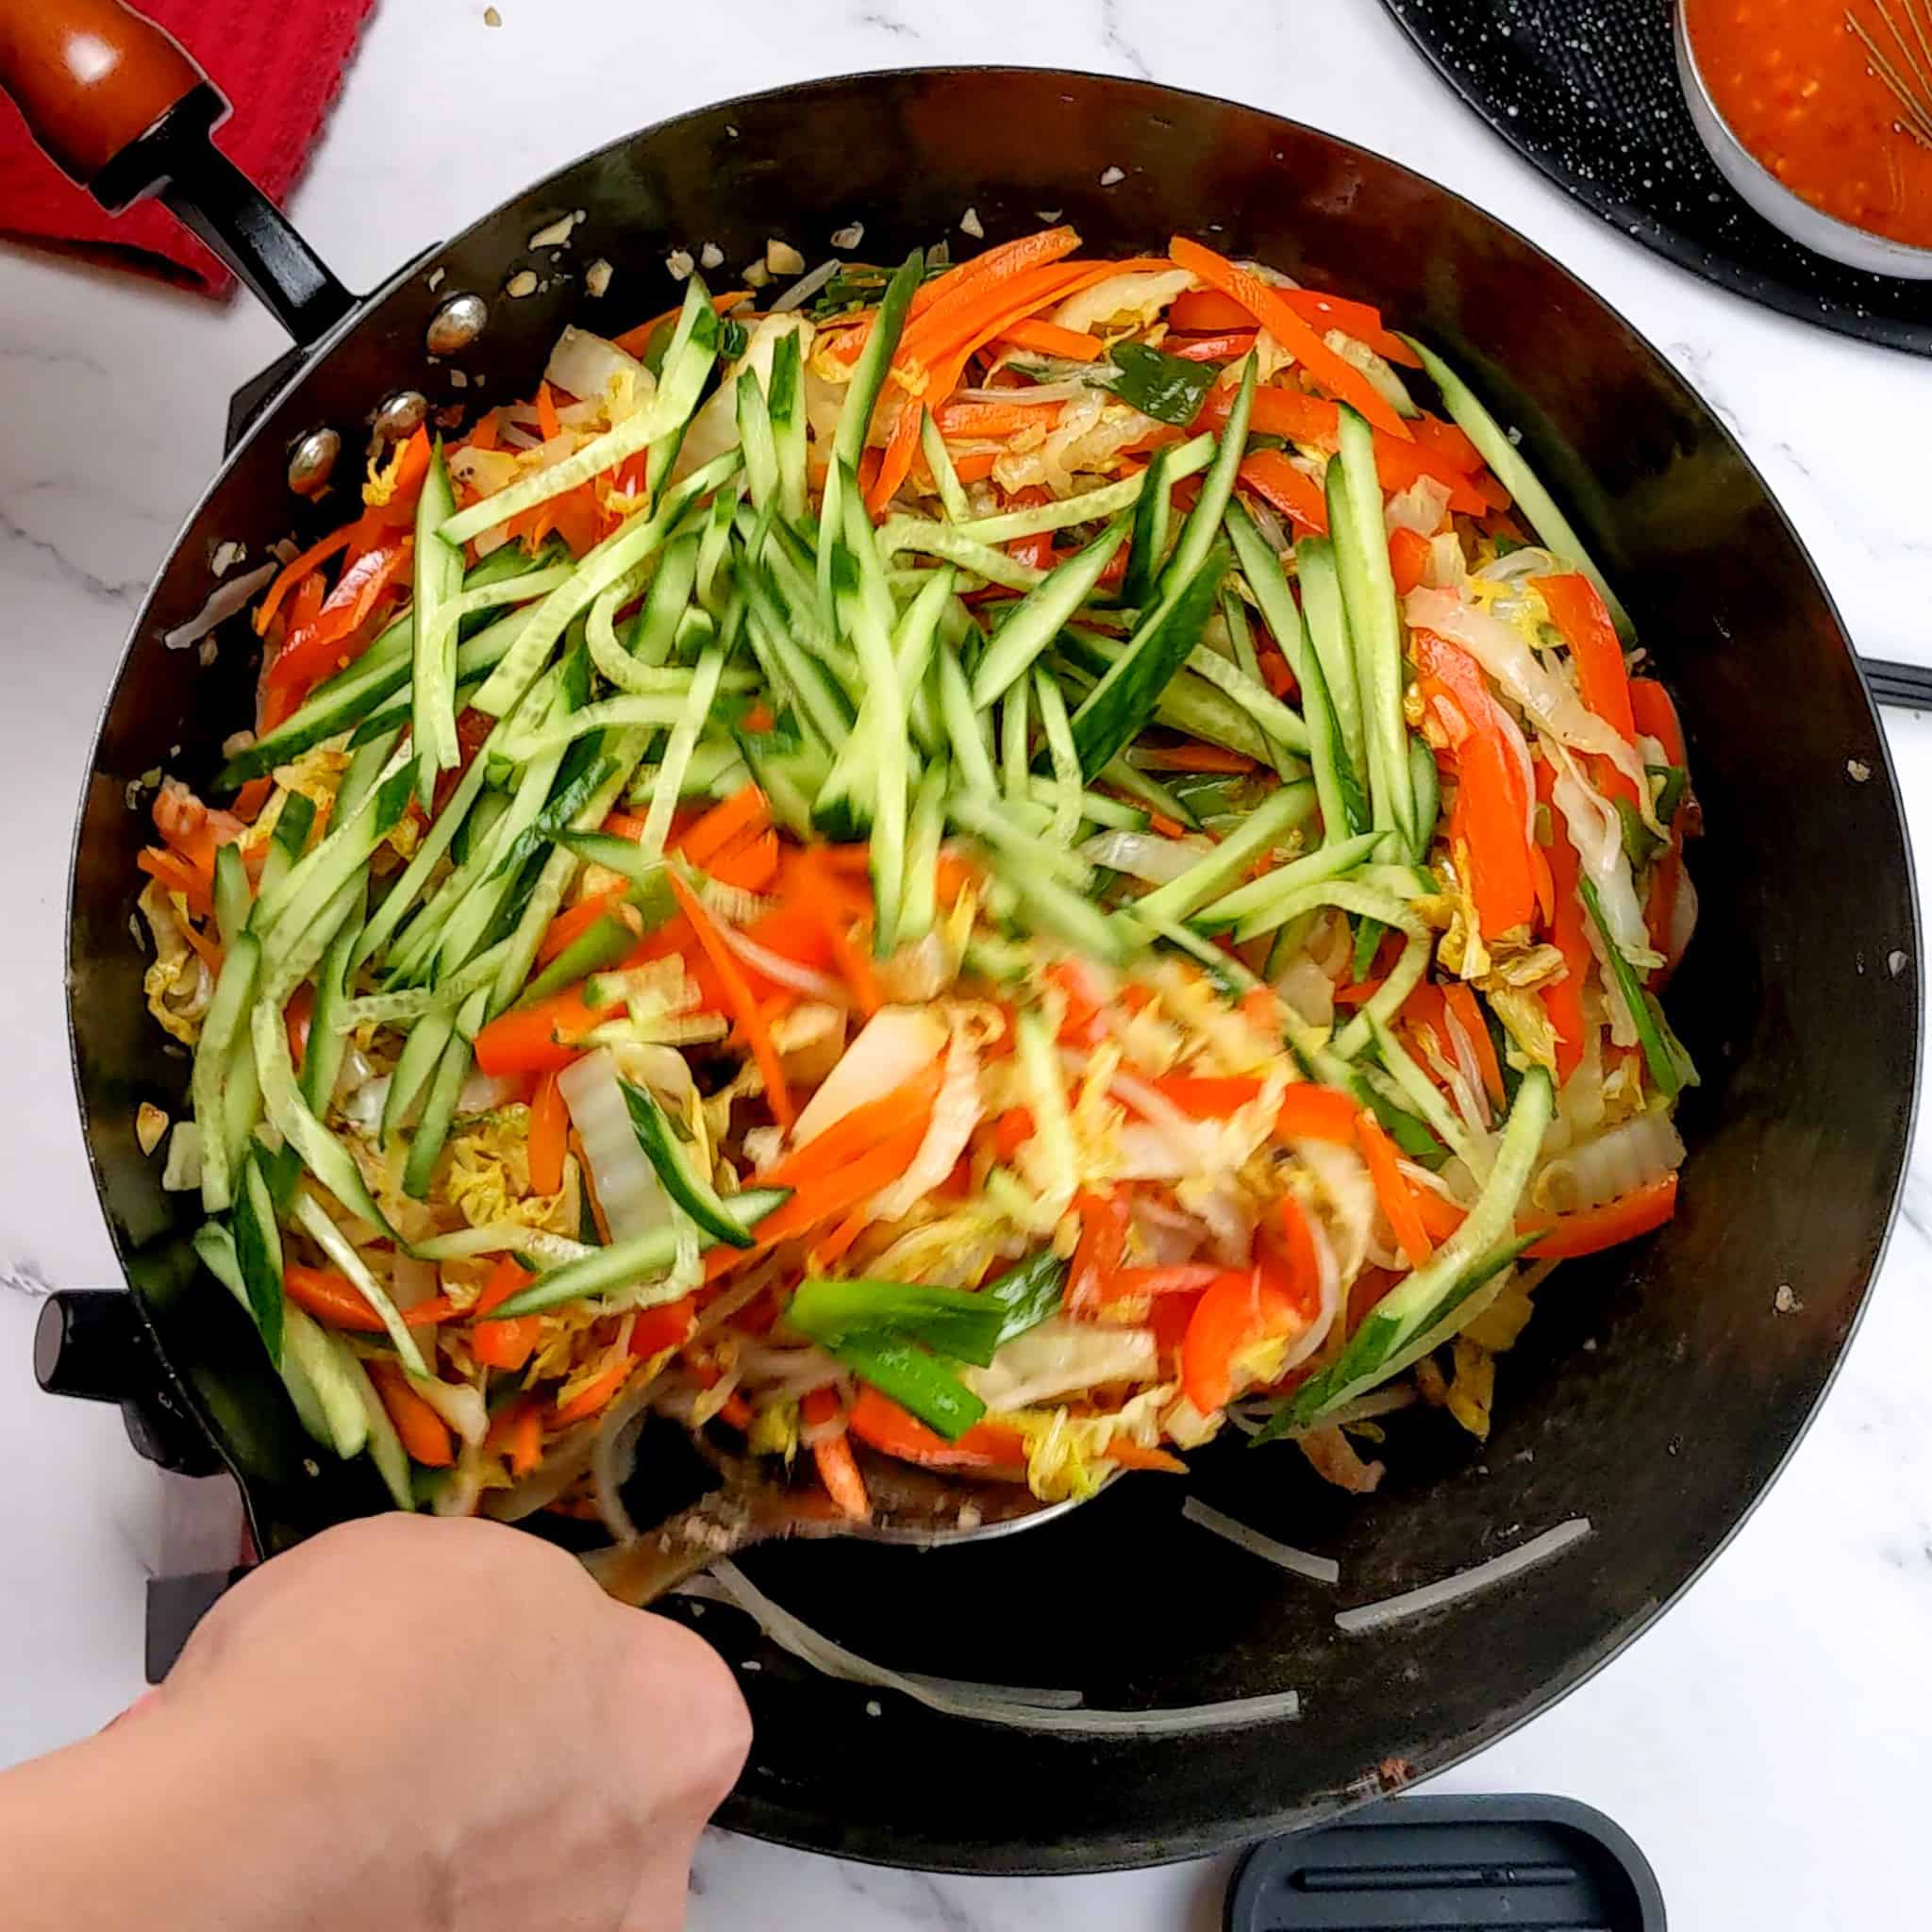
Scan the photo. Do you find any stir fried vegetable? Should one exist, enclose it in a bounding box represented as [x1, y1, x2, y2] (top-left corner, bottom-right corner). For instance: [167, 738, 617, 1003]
[137, 225, 1696, 1524]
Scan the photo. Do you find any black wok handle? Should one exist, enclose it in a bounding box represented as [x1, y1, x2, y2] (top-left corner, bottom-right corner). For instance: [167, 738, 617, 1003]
[0, 0, 356, 346]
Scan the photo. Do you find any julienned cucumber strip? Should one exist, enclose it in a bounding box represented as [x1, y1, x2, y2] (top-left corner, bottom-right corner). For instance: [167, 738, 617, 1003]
[953, 434, 1213, 546]
[487, 1188, 791, 1319]
[1122, 442, 1175, 608]
[1271, 1066, 1554, 1431]
[919, 409, 972, 523]
[968, 520, 1128, 708]
[403, 989, 488, 1199]
[252, 1001, 395, 1238]
[1578, 876, 1697, 1100]
[1058, 627, 1270, 761]
[192, 932, 258, 1214]
[1068, 542, 1228, 777]
[1165, 354, 1253, 591]
[832, 249, 924, 477]
[936, 644, 999, 795]
[768, 328, 809, 525]
[1399, 333, 1633, 643]
[411, 441, 466, 801]
[230, 1153, 286, 1368]
[1328, 408, 1416, 850]
[621, 1080, 757, 1247]
[441, 281, 721, 547]
[1132, 780, 1317, 924]
[1292, 535, 1370, 802]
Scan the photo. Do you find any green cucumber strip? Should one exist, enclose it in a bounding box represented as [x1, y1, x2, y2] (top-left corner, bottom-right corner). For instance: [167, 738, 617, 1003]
[441, 285, 720, 547]
[1184, 637, 1309, 753]
[1068, 542, 1227, 777]
[731, 731, 831, 836]
[403, 988, 488, 1199]
[270, 791, 316, 863]
[889, 567, 954, 762]
[621, 1079, 756, 1246]
[937, 644, 999, 796]
[1578, 876, 1696, 1100]
[1033, 666, 1084, 848]
[252, 745, 412, 951]
[382, 1011, 455, 1147]
[1122, 443, 1176, 608]
[1292, 535, 1370, 791]
[1000, 674, 1032, 803]
[520, 910, 648, 1009]
[947, 792, 1090, 891]
[212, 842, 250, 948]
[231, 1153, 286, 1368]
[694, 485, 741, 620]
[1219, 586, 1291, 782]
[1329, 408, 1416, 847]
[1165, 354, 1253, 591]
[1408, 732, 1441, 849]
[953, 434, 1213, 545]
[470, 447, 741, 719]
[1014, 1010, 1078, 1222]
[876, 517, 1046, 593]
[252, 1002, 393, 1236]
[411, 442, 467, 801]
[735, 367, 779, 511]
[1400, 334, 1632, 641]
[488, 1188, 791, 1318]
[1059, 626, 1270, 762]
[768, 328, 808, 525]
[1274, 1068, 1554, 1428]
[919, 409, 972, 523]
[632, 642, 724, 859]
[192, 932, 259, 1214]
[335, 728, 404, 824]
[1098, 756, 1200, 829]
[898, 759, 949, 942]
[301, 888, 363, 1116]
[1027, 777, 1146, 830]
[1191, 829, 1382, 929]
[508, 693, 691, 761]
[1228, 873, 1424, 948]
[353, 1354, 417, 1507]
[968, 520, 1128, 708]
[1131, 780, 1317, 924]
[740, 555, 854, 752]
[292, 1191, 429, 1379]
[788, 1277, 1007, 1367]
[329, 616, 535, 753]
[832, 249, 924, 477]
[1135, 910, 1263, 996]
[1366, 1013, 1480, 1171]
[259, 869, 361, 1011]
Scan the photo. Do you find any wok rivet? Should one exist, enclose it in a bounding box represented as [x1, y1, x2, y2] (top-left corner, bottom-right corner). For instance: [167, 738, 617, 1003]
[287, 426, 341, 497]
[426, 291, 490, 356]
[372, 390, 429, 442]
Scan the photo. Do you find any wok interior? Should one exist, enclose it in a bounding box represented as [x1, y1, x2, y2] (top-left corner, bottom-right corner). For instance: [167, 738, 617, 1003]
[67, 71, 1915, 1870]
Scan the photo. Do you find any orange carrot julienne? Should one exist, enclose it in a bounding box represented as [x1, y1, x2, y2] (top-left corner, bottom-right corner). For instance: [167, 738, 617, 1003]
[707, 828, 779, 892]
[1167, 236, 1411, 438]
[552, 1357, 636, 1427]
[678, 783, 770, 866]
[527, 1071, 569, 1195]
[997, 317, 1103, 362]
[802, 1386, 871, 1520]
[934, 398, 1064, 437]
[1441, 981, 1507, 1109]
[810, 1205, 872, 1270]
[1356, 1112, 1434, 1267]
[367, 1361, 455, 1468]
[535, 380, 561, 441]
[664, 868, 794, 1130]
[254, 526, 353, 635]
[951, 449, 998, 483]
[761, 1059, 944, 1194]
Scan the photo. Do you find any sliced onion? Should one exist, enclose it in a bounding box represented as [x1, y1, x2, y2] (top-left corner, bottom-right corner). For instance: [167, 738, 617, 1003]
[1182, 1496, 1340, 1584]
[791, 1006, 947, 1146]
[870, 1024, 983, 1222]
[558, 1047, 672, 1242]
[458, 1068, 523, 1116]
[390, 1251, 439, 1310]
[1080, 829, 1208, 884]
[691, 1560, 1301, 1732]
[715, 920, 848, 1004]
[956, 380, 1091, 407]
[1334, 1519, 1592, 1635]
[770, 258, 841, 312]
[161, 562, 276, 651]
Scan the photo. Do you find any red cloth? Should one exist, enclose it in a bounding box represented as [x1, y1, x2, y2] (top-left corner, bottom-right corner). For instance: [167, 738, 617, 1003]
[0, 0, 376, 293]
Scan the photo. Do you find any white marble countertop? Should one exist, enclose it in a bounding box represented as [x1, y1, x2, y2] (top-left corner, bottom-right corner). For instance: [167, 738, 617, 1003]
[3, 1, 1929, 1924]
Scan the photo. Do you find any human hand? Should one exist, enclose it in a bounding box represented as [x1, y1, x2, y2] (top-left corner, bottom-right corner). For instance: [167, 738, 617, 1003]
[3, 1514, 749, 1932]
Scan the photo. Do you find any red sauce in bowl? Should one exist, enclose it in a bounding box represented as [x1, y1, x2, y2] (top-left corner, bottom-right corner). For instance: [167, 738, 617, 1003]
[1685, 0, 1932, 248]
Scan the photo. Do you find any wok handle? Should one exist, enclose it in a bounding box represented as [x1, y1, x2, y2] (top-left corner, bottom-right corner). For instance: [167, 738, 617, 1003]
[0, 0, 357, 346]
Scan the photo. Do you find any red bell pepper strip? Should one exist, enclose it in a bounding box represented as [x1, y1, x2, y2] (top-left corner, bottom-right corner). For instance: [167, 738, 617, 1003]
[1411, 628, 1539, 939]
[1536, 574, 1640, 809]
[1170, 329, 1259, 363]
[1238, 448, 1329, 536]
[1441, 980, 1507, 1109]
[1167, 238, 1411, 438]
[1196, 378, 1340, 450]
[1374, 429, 1487, 516]
[259, 537, 412, 726]
[473, 984, 620, 1078]
[1145, 1074, 1265, 1118]
[1534, 758, 1592, 1084]
[253, 526, 354, 635]
[1389, 525, 1434, 596]
[847, 1387, 1028, 1474]
[1274, 1083, 1362, 1144]
[1525, 1174, 1678, 1257]
[471, 1257, 543, 1372]
[1181, 1267, 1301, 1414]
[1067, 1189, 1132, 1314]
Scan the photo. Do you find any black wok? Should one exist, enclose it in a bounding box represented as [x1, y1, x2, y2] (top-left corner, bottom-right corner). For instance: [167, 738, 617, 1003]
[8, 0, 1918, 1874]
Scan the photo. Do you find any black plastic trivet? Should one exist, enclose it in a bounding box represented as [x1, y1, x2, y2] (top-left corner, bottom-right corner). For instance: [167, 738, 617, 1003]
[1375, 0, 1932, 357]
[1227, 1793, 1665, 1930]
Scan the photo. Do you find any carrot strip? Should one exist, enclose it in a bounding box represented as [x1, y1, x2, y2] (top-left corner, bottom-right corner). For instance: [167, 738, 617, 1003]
[997, 317, 1103, 362]
[761, 1059, 945, 1193]
[951, 449, 998, 483]
[1274, 1083, 1363, 1143]
[1168, 236, 1411, 438]
[137, 847, 214, 919]
[536, 889, 624, 966]
[367, 1360, 455, 1468]
[1526, 1174, 1679, 1257]
[678, 783, 770, 866]
[1129, 742, 1259, 774]
[610, 289, 754, 359]
[1356, 1113, 1434, 1267]
[1441, 981, 1507, 1109]
[527, 1072, 569, 1195]
[253, 525, 353, 635]
[553, 1357, 637, 1427]
[801, 1387, 871, 1519]
[811, 1205, 872, 1269]
[708, 829, 779, 892]
[664, 869, 793, 1130]
[934, 399, 1064, 437]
